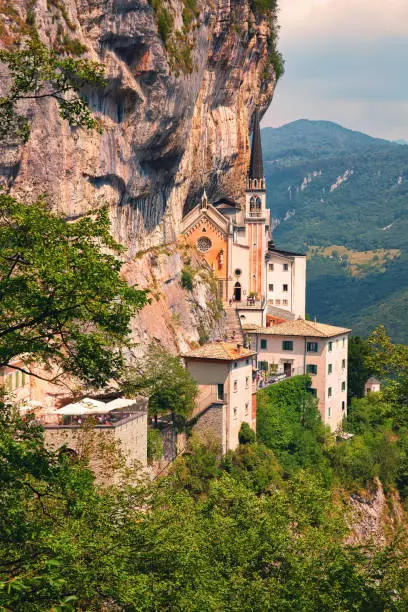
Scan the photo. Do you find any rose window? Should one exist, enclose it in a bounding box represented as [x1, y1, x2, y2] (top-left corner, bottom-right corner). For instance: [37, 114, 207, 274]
[197, 237, 212, 253]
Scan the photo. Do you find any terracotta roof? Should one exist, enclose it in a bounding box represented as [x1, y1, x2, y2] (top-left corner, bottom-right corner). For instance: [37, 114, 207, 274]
[183, 342, 256, 361]
[366, 377, 380, 385]
[243, 319, 351, 338]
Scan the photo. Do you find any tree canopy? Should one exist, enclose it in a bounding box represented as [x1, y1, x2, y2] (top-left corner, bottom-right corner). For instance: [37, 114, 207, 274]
[0, 36, 105, 143]
[0, 194, 148, 387]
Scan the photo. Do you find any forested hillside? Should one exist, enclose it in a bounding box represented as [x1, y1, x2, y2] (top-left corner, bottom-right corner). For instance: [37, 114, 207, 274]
[262, 120, 408, 341]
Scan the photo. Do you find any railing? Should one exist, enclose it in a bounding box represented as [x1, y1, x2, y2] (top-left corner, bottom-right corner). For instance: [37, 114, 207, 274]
[256, 366, 306, 390]
[236, 297, 266, 310]
[43, 411, 145, 430]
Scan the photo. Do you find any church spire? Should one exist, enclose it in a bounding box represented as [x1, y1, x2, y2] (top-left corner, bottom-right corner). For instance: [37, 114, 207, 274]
[249, 108, 264, 180]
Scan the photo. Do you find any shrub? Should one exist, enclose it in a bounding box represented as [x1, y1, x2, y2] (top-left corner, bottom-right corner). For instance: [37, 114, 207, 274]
[181, 266, 194, 290]
[238, 422, 256, 445]
[147, 429, 163, 464]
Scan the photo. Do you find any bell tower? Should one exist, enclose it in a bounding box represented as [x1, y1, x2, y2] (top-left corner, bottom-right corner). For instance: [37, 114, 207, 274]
[245, 108, 270, 299]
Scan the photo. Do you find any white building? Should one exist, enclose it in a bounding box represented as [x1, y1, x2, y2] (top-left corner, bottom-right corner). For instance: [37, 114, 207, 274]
[245, 320, 351, 430]
[183, 342, 257, 453]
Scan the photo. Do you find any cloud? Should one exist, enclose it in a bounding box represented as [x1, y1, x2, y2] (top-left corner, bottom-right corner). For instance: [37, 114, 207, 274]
[263, 0, 408, 140]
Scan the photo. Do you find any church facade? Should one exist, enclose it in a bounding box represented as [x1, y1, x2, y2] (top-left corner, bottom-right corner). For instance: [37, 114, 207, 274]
[181, 110, 306, 323]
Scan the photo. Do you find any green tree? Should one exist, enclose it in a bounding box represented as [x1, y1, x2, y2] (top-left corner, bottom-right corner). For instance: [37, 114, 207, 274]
[125, 343, 198, 428]
[0, 195, 148, 387]
[238, 421, 256, 445]
[0, 35, 105, 143]
[348, 335, 371, 400]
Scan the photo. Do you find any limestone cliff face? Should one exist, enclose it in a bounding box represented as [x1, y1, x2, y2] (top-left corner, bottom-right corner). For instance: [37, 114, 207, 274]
[1, 0, 276, 253]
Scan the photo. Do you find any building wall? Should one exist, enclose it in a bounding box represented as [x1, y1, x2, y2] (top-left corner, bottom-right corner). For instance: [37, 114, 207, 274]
[0, 361, 31, 403]
[191, 403, 225, 452]
[266, 254, 306, 319]
[185, 357, 254, 452]
[44, 413, 148, 478]
[231, 242, 250, 300]
[249, 332, 349, 430]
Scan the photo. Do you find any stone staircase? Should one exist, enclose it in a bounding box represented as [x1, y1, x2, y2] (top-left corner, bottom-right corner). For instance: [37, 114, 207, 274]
[223, 306, 244, 344]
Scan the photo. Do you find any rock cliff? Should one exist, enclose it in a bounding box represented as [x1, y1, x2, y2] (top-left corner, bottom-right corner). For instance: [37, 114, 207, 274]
[1, 0, 277, 253]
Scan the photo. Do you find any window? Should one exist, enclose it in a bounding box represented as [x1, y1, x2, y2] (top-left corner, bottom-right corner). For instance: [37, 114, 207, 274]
[245, 402, 249, 414]
[233, 381, 238, 392]
[282, 341, 293, 351]
[268, 284, 274, 292]
[245, 377, 249, 389]
[342, 381, 346, 391]
[233, 407, 238, 418]
[196, 236, 212, 253]
[328, 341, 333, 352]
[306, 364, 317, 375]
[275, 299, 281, 305]
[328, 363, 332, 374]
[15, 372, 19, 388]
[234, 268, 242, 276]
[246, 358, 250, 365]
[342, 359, 346, 369]
[307, 342, 318, 353]
[342, 401, 346, 411]
[260, 339, 267, 349]
[234, 362, 238, 368]
[21, 371, 26, 386]
[342, 337, 346, 347]
[328, 407, 331, 417]
[309, 388, 317, 397]
[217, 384, 224, 401]
[283, 263, 289, 271]
[283, 300, 288, 305]
[328, 387, 332, 398]
[283, 284, 288, 292]
[268, 263, 274, 271]
[258, 361, 268, 371]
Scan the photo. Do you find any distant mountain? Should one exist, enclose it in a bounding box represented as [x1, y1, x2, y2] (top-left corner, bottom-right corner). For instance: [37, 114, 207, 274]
[262, 120, 408, 342]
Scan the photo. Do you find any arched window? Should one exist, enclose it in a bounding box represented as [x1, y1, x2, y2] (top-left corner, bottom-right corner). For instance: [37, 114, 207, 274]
[254, 179, 258, 188]
[256, 197, 262, 210]
[250, 196, 255, 210]
[233, 282, 242, 302]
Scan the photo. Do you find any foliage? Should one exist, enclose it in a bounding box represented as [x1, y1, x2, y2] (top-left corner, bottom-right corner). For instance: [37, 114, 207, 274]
[238, 421, 256, 444]
[181, 265, 195, 290]
[257, 375, 330, 476]
[147, 428, 163, 464]
[0, 36, 104, 143]
[124, 343, 198, 427]
[0, 194, 148, 387]
[348, 335, 371, 400]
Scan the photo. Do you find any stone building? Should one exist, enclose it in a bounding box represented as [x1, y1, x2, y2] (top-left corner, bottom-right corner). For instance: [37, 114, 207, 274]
[183, 342, 257, 453]
[246, 320, 351, 430]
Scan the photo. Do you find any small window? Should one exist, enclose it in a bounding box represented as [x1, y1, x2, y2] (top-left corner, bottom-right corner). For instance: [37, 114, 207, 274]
[234, 362, 238, 368]
[342, 359, 346, 369]
[342, 401, 346, 411]
[328, 387, 332, 398]
[306, 364, 317, 375]
[282, 341, 293, 351]
[246, 358, 250, 365]
[233, 381, 238, 392]
[283, 284, 288, 292]
[21, 371, 26, 386]
[217, 384, 224, 401]
[245, 377, 249, 388]
[283, 263, 289, 271]
[268, 263, 274, 271]
[275, 299, 281, 305]
[328, 341, 333, 352]
[258, 361, 268, 371]
[328, 363, 332, 374]
[268, 284, 274, 292]
[342, 381, 346, 391]
[307, 342, 318, 353]
[310, 388, 317, 397]
[328, 407, 331, 417]
[260, 339, 267, 350]
[282, 299, 288, 305]
[233, 407, 238, 418]
[342, 337, 346, 347]
[235, 268, 242, 276]
[245, 402, 249, 414]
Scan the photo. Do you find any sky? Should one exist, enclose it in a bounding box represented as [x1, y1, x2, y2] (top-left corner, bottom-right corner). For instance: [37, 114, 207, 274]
[262, 0, 408, 141]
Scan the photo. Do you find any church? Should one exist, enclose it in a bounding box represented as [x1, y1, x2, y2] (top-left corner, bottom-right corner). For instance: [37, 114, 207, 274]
[181, 110, 306, 325]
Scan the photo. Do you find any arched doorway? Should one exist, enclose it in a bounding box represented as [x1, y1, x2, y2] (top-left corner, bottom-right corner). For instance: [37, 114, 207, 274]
[234, 282, 242, 302]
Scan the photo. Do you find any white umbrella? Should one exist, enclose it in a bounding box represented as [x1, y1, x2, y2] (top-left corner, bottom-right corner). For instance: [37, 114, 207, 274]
[56, 403, 93, 415]
[106, 398, 136, 410]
